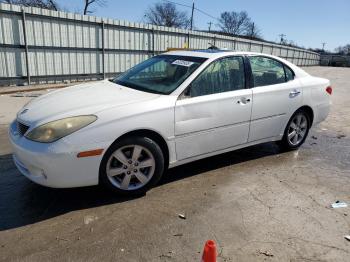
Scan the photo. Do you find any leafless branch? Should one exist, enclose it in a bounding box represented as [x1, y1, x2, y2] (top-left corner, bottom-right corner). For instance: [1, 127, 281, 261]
[218, 11, 251, 35]
[144, 2, 190, 29]
[1, 0, 59, 10]
[246, 22, 262, 39]
[83, 0, 106, 15]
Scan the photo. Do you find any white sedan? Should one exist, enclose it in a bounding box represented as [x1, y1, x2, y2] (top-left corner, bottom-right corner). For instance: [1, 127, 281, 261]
[9, 50, 332, 195]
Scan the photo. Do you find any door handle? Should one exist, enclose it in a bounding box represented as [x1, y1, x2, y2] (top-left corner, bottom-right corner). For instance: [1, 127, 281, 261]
[289, 90, 301, 97]
[237, 98, 251, 104]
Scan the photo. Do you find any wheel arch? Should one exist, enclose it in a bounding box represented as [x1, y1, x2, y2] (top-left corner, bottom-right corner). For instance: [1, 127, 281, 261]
[108, 129, 170, 170]
[297, 105, 314, 127]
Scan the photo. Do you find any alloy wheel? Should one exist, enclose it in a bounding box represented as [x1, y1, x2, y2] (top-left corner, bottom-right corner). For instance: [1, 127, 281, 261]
[287, 113, 308, 146]
[106, 145, 156, 190]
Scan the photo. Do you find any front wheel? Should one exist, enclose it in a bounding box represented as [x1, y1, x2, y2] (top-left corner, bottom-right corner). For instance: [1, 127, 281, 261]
[99, 136, 164, 195]
[279, 110, 310, 151]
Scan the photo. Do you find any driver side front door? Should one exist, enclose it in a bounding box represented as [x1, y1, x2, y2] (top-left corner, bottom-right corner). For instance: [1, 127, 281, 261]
[174, 56, 252, 161]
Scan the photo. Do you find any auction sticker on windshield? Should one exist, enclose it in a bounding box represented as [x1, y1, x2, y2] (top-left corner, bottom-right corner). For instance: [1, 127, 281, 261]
[172, 60, 194, 67]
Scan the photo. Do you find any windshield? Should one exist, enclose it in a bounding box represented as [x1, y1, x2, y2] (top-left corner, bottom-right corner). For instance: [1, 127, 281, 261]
[114, 55, 207, 94]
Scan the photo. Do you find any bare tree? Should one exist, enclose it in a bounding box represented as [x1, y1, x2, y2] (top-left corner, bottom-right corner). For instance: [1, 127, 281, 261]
[335, 44, 350, 55]
[83, 0, 106, 15]
[1, 0, 59, 10]
[218, 11, 251, 35]
[144, 2, 190, 29]
[246, 22, 262, 39]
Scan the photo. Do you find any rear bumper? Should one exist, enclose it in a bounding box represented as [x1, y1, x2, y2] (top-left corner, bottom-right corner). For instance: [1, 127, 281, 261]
[8, 120, 107, 188]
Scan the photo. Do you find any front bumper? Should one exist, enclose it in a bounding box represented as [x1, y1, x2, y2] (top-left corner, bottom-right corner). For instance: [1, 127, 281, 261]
[8, 120, 106, 188]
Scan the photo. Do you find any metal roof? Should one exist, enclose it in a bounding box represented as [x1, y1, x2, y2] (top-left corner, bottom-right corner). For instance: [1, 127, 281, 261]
[192, 49, 230, 53]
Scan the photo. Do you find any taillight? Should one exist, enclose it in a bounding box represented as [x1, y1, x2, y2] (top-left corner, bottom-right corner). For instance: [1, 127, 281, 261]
[326, 86, 332, 95]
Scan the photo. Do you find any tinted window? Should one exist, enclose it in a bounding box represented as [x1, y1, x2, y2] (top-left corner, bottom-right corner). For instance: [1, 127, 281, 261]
[249, 56, 286, 87]
[115, 55, 206, 94]
[284, 65, 294, 81]
[189, 56, 245, 97]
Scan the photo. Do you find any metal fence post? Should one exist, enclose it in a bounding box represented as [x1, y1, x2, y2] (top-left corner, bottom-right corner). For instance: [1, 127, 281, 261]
[152, 28, 155, 56]
[300, 51, 303, 66]
[101, 21, 105, 79]
[271, 46, 273, 55]
[261, 43, 264, 53]
[302, 51, 305, 66]
[187, 32, 190, 49]
[102, 20, 106, 79]
[21, 9, 30, 85]
[293, 49, 296, 64]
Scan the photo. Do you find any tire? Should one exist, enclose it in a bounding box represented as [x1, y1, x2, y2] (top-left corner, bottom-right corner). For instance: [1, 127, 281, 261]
[279, 110, 310, 151]
[99, 136, 164, 195]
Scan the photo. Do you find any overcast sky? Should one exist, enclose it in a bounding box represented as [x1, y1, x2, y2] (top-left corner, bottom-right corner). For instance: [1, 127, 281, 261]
[59, 0, 350, 51]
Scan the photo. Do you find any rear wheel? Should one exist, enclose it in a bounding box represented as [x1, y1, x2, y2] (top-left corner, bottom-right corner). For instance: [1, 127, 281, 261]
[100, 136, 164, 195]
[279, 110, 310, 150]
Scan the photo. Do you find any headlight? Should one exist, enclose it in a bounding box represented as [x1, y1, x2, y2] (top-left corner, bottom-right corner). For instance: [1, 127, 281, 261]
[25, 115, 97, 143]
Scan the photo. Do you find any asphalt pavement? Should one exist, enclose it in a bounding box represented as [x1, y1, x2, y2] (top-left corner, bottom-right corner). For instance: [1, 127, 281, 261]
[0, 67, 349, 261]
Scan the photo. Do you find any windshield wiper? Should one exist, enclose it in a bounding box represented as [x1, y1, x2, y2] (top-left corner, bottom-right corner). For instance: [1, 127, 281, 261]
[114, 80, 166, 95]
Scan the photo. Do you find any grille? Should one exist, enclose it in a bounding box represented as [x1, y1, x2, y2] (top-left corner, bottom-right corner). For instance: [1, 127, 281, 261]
[17, 121, 30, 136]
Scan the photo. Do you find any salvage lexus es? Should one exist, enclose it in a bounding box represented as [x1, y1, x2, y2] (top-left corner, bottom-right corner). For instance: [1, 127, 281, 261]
[9, 50, 332, 195]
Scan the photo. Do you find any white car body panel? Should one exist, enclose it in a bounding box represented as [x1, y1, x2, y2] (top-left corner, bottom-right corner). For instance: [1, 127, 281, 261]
[249, 79, 303, 142]
[300, 76, 331, 124]
[175, 89, 252, 160]
[8, 51, 331, 188]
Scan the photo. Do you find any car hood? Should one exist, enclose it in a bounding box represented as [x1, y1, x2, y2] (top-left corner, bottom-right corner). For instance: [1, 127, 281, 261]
[17, 80, 160, 125]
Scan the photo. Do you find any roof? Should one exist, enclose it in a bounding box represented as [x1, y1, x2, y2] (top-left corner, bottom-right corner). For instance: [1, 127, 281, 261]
[165, 50, 249, 59]
[163, 50, 310, 78]
[192, 49, 230, 53]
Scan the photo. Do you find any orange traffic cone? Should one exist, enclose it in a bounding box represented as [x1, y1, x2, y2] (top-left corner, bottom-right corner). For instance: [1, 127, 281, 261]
[201, 240, 217, 262]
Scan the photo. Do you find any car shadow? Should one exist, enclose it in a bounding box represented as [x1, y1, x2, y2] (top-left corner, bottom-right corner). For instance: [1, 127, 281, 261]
[0, 142, 280, 231]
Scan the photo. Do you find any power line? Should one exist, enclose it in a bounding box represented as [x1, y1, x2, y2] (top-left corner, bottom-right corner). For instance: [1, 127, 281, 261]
[163, 0, 219, 21]
[163, 0, 192, 9]
[194, 7, 218, 20]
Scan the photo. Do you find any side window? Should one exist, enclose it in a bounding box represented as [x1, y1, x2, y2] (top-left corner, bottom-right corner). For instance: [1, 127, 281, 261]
[189, 56, 245, 97]
[284, 65, 294, 81]
[249, 56, 286, 87]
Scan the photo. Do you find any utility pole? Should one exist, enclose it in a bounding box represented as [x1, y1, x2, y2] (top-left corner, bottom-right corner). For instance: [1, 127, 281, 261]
[208, 21, 212, 32]
[250, 22, 255, 39]
[278, 34, 286, 44]
[190, 0, 194, 30]
[322, 42, 326, 51]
